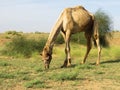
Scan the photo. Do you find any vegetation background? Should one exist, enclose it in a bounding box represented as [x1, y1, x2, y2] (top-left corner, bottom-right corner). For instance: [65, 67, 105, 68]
[0, 10, 120, 90]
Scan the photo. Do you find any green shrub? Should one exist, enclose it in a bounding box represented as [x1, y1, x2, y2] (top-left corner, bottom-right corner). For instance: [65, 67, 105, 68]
[5, 30, 21, 36]
[55, 32, 86, 45]
[34, 31, 42, 34]
[95, 9, 113, 47]
[55, 34, 64, 44]
[71, 32, 86, 45]
[1, 36, 47, 58]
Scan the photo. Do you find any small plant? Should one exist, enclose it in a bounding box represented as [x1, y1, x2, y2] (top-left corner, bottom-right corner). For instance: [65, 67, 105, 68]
[75, 64, 94, 70]
[24, 79, 46, 88]
[21, 75, 31, 81]
[94, 71, 105, 75]
[49, 70, 79, 81]
[34, 66, 43, 72]
[0, 61, 11, 66]
[0, 72, 15, 79]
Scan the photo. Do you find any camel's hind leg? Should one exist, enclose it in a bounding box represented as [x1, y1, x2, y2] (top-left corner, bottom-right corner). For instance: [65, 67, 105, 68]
[81, 33, 92, 64]
[94, 35, 101, 65]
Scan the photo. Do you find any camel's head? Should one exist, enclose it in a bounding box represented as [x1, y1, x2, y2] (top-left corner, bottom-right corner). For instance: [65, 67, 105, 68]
[40, 46, 52, 69]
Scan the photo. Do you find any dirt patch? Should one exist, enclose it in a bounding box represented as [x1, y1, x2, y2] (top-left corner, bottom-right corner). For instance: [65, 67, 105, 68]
[76, 79, 120, 90]
[38, 79, 120, 90]
[108, 38, 120, 46]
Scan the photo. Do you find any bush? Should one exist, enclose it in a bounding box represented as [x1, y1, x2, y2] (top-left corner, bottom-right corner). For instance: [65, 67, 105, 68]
[5, 30, 21, 36]
[55, 34, 64, 44]
[55, 33, 86, 45]
[34, 31, 42, 34]
[71, 32, 86, 45]
[1, 36, 46, 58]
[95, 9, 113, 47]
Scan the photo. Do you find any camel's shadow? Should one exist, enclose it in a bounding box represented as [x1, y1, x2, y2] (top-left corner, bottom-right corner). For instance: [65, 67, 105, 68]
[90, 59, 120, 65]
[49, 59, 120, 71]
[100, 59, 120, 64]
[66, 59, 120, 68]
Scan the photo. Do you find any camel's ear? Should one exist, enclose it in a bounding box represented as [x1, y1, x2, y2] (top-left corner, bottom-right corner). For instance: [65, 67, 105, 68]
[47, 53, 50, 56]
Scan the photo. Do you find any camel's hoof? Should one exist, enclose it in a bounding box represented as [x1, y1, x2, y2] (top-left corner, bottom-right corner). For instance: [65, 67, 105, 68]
[61, 65, 67, 68]
[80, 62, 85, 64]
[67, 64, 72, 67]
[96, 63, 99, 66]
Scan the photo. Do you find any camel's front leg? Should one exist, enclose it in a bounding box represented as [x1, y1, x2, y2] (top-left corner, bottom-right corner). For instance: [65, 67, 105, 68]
[61, 30, 71, 68]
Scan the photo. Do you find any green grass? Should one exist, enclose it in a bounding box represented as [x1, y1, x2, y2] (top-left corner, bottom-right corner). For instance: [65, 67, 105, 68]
[49, 69, 79, 81]
[0, 44, 120, 90]
[0, 72, 15, 79]
[0, 61, 11, 66]
[0, 35, 47, 58]
[24, 79, 46, 88]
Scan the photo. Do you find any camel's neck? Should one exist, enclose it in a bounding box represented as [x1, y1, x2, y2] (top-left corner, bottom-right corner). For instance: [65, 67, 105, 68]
[44, 10, 63, 55]
[45, 14, 63, 51]
[46, 25, 61, 49]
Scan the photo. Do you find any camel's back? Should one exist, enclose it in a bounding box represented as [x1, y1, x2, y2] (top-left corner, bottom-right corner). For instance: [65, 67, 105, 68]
[71, 6, 92, 25]
[63, 6, 93, 32]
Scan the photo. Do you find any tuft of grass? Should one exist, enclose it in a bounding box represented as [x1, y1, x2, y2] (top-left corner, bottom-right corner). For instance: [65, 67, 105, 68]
[0, 61, 11, 66]
[75, 64, 95, 70]
[24, 79, 46, 88]
[21, 75, 31, 81]
[34, 66, 43, 72]
[49, 70, 79, 81]
[94, 71, 105, 75]
[0, 72, 15, 79]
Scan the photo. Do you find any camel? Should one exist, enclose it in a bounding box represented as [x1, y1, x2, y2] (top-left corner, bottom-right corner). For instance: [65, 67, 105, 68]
[41, 6, 101, 69]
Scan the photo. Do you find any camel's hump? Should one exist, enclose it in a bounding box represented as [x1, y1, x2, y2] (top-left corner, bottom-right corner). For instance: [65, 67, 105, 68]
[73, 5, 84, 9]
[64, 5, 87, 12]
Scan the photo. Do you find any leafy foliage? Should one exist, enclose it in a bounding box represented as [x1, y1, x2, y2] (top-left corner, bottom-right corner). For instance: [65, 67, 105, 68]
[1, 35, 46, 58]
[5, 30, 22, 36]
[71, 32, 86, 44]
[55, 32, 86, 45]
[95, 9, 113, 47]
[55, 34, 64, 44]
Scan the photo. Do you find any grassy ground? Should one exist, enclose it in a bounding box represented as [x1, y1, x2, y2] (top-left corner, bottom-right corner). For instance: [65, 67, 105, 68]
[0, 32, 120, 90]
[0, 43, 120, 90]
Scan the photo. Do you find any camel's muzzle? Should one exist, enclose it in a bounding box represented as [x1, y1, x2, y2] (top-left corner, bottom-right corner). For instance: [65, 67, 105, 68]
[44, 64, 49, 69]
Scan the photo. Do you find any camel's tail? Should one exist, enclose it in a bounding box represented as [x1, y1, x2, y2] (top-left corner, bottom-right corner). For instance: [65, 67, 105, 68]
[92, 16, 99, 47]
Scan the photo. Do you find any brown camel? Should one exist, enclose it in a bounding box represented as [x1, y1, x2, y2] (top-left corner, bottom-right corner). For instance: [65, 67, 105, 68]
[41, 6, 101, 69]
